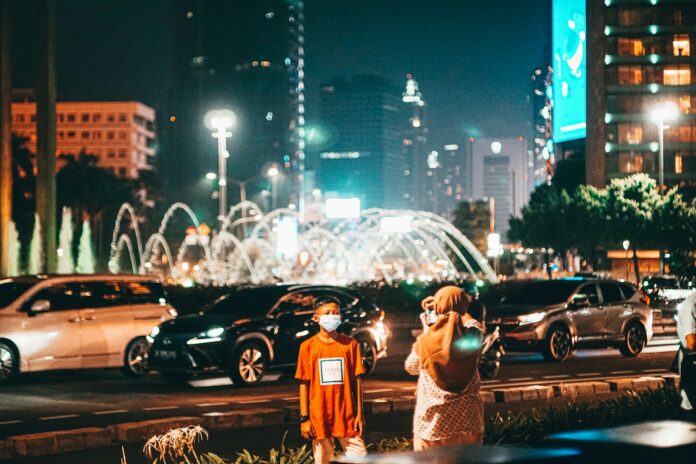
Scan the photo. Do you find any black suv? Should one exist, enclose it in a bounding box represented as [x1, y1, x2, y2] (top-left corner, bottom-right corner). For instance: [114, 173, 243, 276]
[147, 284, 389, 385]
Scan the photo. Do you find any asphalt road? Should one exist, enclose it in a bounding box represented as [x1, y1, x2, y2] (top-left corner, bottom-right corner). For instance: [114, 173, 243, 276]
[0, 335, 678, 442]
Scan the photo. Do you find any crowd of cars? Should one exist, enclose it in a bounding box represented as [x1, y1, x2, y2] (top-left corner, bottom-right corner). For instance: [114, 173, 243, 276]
[0, 273, 667, 386]
[0, 275, 388, 386]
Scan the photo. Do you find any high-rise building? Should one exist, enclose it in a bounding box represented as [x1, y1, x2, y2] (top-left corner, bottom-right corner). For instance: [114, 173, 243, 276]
[162, 0, 305, 210]
[11, 95, 156, 179]
[401, 74, 429, 210]
[552, 0, 696, 189]
[316, 75, 407, 210]
[531, 66, 554, 185]
[433, 143, 468, 215]
[470, 138, 528, 240]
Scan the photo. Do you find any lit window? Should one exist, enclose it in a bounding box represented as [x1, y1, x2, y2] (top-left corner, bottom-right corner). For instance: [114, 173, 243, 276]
[673, 35, 690, 56]
[92, 131, 101, 140]
[618, 153, 644, 173]
[663, 67, 691, 85]
[618, 66, 642, 84]
[618, 124, 643, 144]
[618, 38, 644, 56]
[679, 95, 691, 114]
[675, 153, 683, 174]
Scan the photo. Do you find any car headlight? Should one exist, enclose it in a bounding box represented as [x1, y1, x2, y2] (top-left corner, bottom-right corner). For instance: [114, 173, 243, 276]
[517, 312, 546, 325]
[186, 327, 225, 345]
[204, 327, 225, 338]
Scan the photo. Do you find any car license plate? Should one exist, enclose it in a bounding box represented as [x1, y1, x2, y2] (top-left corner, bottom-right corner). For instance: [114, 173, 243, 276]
[155, 350, 177, 361]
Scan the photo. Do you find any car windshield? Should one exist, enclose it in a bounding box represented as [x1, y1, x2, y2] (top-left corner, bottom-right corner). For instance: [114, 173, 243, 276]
[504, 281, 580, 306]
[204, 287, 287, 316]
[0, 281, 35, 308]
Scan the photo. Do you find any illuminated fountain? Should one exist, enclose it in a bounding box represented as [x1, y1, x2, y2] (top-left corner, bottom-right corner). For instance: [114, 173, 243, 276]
[109, 201, 498, 286]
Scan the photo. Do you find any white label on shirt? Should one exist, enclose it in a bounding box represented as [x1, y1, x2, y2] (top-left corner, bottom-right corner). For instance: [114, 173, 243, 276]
[319, 357, 344, 385]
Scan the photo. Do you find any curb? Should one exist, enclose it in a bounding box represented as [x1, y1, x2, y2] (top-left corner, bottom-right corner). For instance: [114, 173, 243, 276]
[0, 373, 681, 459]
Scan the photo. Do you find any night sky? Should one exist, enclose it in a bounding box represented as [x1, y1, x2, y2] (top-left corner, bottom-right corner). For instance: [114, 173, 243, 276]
[12, 0, 550, 149]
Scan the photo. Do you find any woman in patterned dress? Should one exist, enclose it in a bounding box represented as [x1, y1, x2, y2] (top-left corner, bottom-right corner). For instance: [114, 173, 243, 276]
[405, 286, 484, 450]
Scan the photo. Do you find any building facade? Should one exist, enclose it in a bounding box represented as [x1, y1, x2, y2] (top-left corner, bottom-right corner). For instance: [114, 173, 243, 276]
[11, 98, 156, 178]
[585, 0, 696, 188]
[470, 138, 528, 240]
[316, 75, 407, 210]
[164, 0, 305, 210]
[401, 74, 429, 210]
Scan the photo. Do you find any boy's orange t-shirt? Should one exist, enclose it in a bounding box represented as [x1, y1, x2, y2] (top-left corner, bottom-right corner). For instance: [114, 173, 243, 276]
[295, 333, 365, 440]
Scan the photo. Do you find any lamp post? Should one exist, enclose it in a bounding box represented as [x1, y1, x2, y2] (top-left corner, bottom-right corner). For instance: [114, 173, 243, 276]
[267, 164, 279, 211]
[650, 101, 679, 274]
[622, 240, 630, 281]
[204, 109, 236, 221]
[650, 101, 679, 193]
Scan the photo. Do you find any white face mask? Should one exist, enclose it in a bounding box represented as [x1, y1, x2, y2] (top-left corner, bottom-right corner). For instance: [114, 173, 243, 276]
[318, 314, 342, 332]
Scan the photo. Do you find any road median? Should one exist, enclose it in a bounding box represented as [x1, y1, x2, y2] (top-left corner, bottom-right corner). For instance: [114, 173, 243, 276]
[1, 373, 681, 459]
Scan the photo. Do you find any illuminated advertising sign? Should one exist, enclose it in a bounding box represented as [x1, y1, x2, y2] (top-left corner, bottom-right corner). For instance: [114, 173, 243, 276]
[325, 198, 361, 219]
[552, 0, 586, 142]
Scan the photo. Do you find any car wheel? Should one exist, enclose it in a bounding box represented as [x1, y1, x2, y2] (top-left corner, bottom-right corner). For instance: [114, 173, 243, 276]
[160, 371, 190, 386]
[542, 325, 572, 362]
[358, 338, 378, 375]
[619, 322, 646, 357]
[231, 342, 267, 386]
[0, 342, 18, 385]
[121, 337, 150, 378]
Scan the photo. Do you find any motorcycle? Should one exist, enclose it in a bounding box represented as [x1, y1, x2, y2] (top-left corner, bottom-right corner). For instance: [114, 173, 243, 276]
[479, 326, 504, 379]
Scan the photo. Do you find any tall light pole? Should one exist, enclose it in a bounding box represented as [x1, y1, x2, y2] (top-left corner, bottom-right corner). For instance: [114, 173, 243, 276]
[650, 101, 679, 274]
[267, 164, 279, 211]
[650, 101, 679, 193]
[204, 109, 236, 222]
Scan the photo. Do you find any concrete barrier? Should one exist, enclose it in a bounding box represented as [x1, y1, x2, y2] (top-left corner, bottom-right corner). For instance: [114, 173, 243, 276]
[109, 417, 200, 443]
[555, 381, 611, 398]
[364, 399, 392, 414]
[202, 408, 285, 431]
[607, 376, 665, 393]
[494, 385, 554, 402]
[8, 427, 112, 457]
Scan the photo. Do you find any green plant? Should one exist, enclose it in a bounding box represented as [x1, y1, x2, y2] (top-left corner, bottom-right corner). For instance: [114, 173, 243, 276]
[368, 437, 412, 453]
[234, 432, 312, 464]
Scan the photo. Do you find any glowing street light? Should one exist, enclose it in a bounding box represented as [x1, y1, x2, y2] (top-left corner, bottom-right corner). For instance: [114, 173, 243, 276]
[205, 172, 217, 180]
[204, 109, 236, 221]
[267, 164, 280, 210]
[650, 101, 679, 193]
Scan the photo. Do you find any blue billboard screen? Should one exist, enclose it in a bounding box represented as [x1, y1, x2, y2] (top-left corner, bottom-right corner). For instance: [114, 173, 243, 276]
[552, 0, 586, 142]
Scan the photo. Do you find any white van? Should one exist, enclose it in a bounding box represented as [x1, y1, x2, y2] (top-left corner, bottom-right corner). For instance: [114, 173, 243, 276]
[0, 275, 177, 384]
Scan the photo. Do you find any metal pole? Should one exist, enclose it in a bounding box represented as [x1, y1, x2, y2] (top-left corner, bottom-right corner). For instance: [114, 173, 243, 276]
[272, 175, 277, 211]
[36, 0, 57, 273]
[658, 117, 664, 193]
[240, 181, 247, 239]
[0, 0, 12, 276]
[216, 128, 227, 221]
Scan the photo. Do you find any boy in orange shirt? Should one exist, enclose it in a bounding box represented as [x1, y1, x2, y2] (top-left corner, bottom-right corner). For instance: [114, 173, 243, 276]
[295, 296, 367, 464]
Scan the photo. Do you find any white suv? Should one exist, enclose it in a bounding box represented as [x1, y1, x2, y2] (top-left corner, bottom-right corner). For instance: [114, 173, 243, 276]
[0, 275, 177, 384]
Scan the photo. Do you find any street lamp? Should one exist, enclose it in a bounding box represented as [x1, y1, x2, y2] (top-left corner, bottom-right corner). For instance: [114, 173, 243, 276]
[650, 101, 679, 193]
[204, 109, 236, 221]
[267, 164, 280, 211]
[622, 239, 630, 281]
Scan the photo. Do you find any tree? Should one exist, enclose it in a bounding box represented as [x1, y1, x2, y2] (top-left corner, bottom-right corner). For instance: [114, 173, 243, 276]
[452, 200, 490, 253]
[508, 184, 574, 254]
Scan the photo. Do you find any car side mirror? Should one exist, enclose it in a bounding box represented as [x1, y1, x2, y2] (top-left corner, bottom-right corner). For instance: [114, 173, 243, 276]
[570, 296, 589, 309]
[30, 299, 51, 315]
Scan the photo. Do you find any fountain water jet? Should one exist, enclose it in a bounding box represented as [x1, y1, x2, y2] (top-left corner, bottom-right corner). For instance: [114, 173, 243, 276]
[76, 220, 95, 274]
[109, 201, 498, 286]
[57, 207, 75, 274]
[28, 214, 42, 275]
[6, 221, 20, 276]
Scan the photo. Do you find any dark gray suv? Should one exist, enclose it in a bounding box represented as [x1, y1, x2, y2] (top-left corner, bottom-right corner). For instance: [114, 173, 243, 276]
[488, 278, 653, 361]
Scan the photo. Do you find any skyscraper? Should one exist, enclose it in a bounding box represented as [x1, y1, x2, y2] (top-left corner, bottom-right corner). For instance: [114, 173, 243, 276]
[401, 74, 429, 210]
[316, 75, 407, 210]
[161, 1, 305, 214]
[470, 138, 528, 240]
